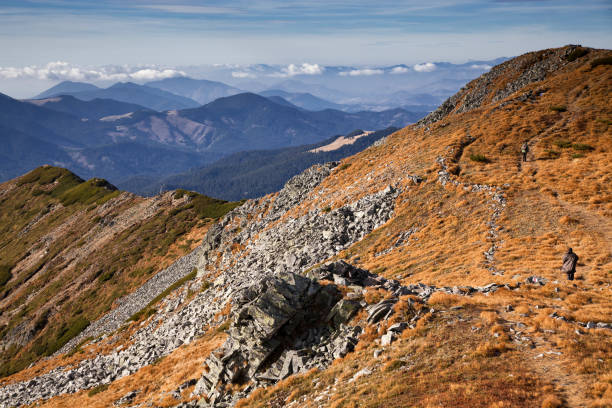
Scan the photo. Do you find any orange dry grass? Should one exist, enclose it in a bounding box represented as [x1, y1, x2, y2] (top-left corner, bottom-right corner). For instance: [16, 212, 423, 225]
[34, 331, 226, 408]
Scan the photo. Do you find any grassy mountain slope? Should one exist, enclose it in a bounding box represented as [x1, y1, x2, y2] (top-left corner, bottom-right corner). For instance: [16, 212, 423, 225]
[1, 46, 610, 408]
[0, 166, 240, 377]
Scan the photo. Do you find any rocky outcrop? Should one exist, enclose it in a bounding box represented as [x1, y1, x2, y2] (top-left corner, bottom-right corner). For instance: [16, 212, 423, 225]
[417, 45, 581, 127]
[192, 272, 344, 406]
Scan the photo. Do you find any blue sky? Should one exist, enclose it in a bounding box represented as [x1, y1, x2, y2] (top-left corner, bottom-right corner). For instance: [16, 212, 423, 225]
[0, 0, 610, 66]
[0, 0, 610, 96]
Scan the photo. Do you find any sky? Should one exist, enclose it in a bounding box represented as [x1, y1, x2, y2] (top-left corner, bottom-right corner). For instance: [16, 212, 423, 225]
[0, 0, 611, 97]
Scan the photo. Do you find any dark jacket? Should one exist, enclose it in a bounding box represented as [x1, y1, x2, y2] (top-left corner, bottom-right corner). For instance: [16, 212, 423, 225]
[521, 143, 529, 153]
[561, 251, 579, 273]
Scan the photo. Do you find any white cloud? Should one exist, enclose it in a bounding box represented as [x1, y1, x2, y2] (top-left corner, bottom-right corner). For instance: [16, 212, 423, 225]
[0, 61, 185, 81]
[470, 64, 492, 70]
[130, 68, 185, 80]
[339, 68, 384, 76]
[270, 63, 324, 77]
[390, 66, 410, 74]
[232, 71, 256, 78]
[413, 62, 437, 72]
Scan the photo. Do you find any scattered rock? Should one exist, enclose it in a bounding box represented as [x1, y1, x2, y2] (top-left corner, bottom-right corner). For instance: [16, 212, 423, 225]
[349, 368, 372, 383]
[526, 276, 547, 285]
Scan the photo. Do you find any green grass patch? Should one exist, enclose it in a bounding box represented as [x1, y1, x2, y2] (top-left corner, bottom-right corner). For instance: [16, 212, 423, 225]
[571, 153, 585, 159]
[565, 47, 589, 62]
[88, 384, 109, 397]
[0, 264, 12, 288]
[201, 280, 211, 292]
[56, 178, 119, 206]
[52, 316, 90, 354]
[322, 206, 331, 213]
[554, 139, 572, 148]
[29, 316, 91, 359]
[544, 149, 561, 159]
[469, 154, 490, 163]
[17, 166, 82, 187]
[97, 270, 114, 283]
[67, 336, 94, 357]
[216, 319, 231, 333]
[337, 163, 351, 171]
[591, 56, 612, 68]
[572, 143, 594, 151]
[173, 189, 242, 219]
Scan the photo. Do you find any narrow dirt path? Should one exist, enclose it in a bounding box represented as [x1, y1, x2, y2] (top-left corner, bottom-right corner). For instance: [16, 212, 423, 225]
[525, 336, 591, 408]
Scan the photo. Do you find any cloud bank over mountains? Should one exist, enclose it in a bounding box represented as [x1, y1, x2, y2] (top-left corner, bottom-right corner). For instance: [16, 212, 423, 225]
[413, 62, 437, 72]
[339, 68, 384, 77]
[1, 61, 455, 84]
[0, 61, 186, 82]
[0, 58, 503, 100]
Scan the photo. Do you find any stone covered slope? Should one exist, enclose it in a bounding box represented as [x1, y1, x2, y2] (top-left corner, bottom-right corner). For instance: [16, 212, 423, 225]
[0, 160, 402, 407]
[0, 45, 611, 408]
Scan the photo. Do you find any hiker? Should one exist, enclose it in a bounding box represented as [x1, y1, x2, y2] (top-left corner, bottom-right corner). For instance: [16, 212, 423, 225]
[561, 248, 579, 281]
[521, 142, 529, 162]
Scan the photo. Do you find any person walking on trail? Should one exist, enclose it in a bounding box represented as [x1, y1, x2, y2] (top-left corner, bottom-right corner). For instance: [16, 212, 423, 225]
[561, 247, 579, 281]
[521, 142, 529, 162]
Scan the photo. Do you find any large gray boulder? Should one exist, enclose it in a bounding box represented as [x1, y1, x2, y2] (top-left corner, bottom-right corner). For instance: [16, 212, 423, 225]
[194, 272, 342, 404]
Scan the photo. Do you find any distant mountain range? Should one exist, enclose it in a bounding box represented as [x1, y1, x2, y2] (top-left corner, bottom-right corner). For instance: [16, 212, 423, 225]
[259, 89, 348, 111]
[1, 89, 425, 185]
[145, 77, 242, 105]
[119, 128, 398, 200]
[171, 58, 509, 110]
[35, 80, 101, 98]
[33, 79, 375, 113]
[0, 92, 217, 182]
[69, 91, 423, 154]
[25, 95, 152, 120]
[137, 92, 422, 153]
[35, 81, 200, 111]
